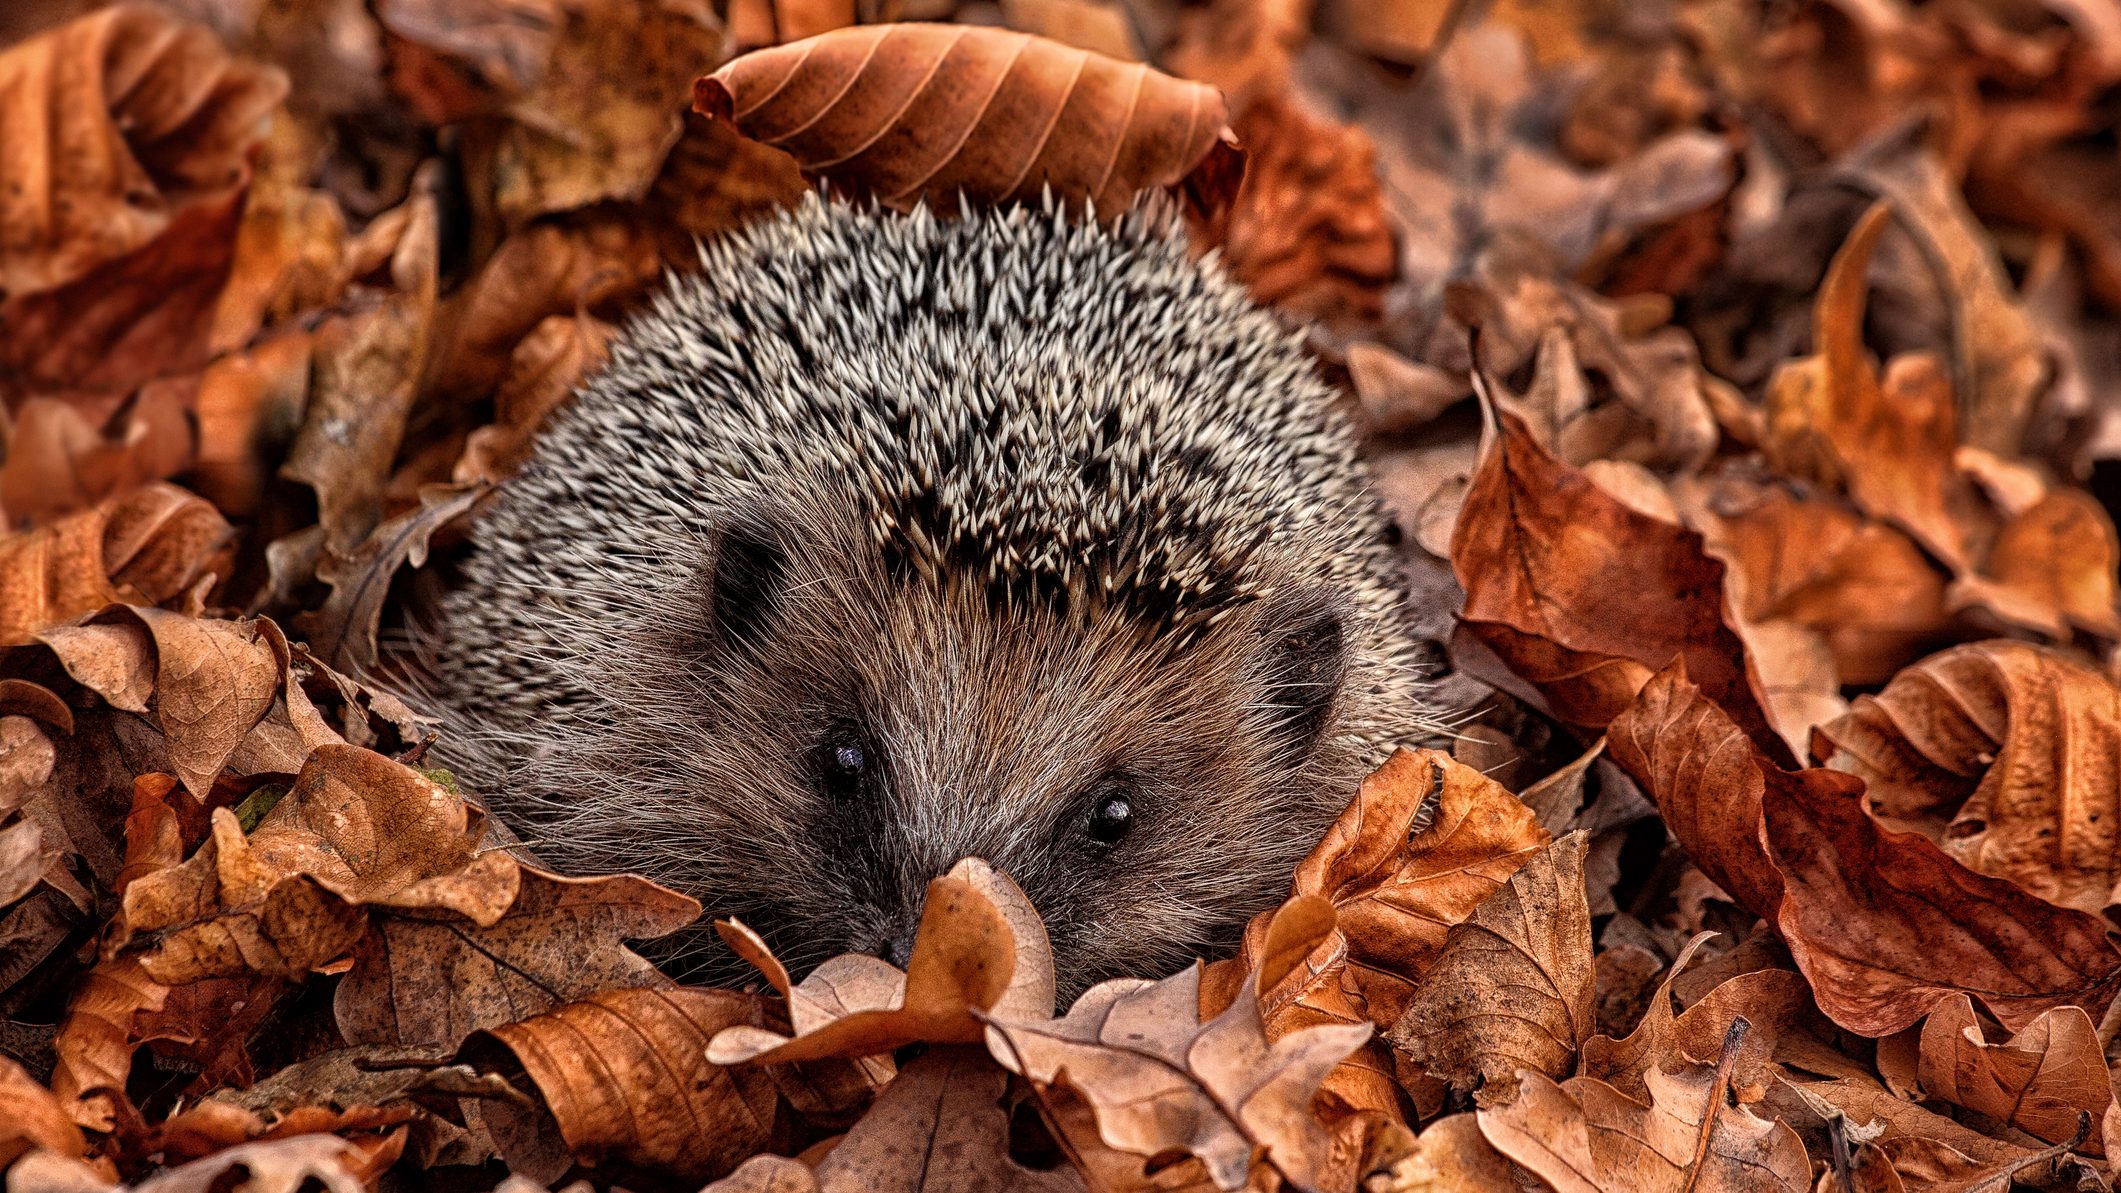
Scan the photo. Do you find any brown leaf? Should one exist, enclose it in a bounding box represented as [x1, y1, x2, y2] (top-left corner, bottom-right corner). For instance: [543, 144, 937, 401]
[1452, 408, 1783, 757]
[0, 485, 231, 647]
[0, 1054, 91, 1169]
[0, 4, 285, 300]
[1687, 480, 1952, 686]
[279, 181, 438, 554]
[296, 481, 489, 673]
[1287, 748, 1549, 1029]
[335, 861, 700, 1051]
[0, 386, 197, 529]
[804, 1048, 1080, 1192]
[1609, 663, 2121, 1035]
[1947, 489, 2121, 640]
[1477, 1022, 1811, 1193]
[1389, 832, 1594, 1107]
[446, 0, 725, 228]
[983, 896, 1372, 1192]
[1763, 204, 1977, 573]
[710, 858, 1041, 1064]
[455, 315, 614, 485]
[1815, 640, 2121, 916]
[697, 24, 1236, 220]
[49, 955, 169, 1131]
[1915, 993, 2112, 1153]
[1217, 91, 1396, 323]
[471, 986, 783, 1188]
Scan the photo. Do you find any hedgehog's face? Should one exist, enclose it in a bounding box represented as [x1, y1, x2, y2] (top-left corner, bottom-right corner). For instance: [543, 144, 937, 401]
[648, 509, 1372, 998]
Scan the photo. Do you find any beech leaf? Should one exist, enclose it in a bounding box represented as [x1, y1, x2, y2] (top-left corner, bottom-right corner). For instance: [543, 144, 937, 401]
[696, 24, 1238, 219]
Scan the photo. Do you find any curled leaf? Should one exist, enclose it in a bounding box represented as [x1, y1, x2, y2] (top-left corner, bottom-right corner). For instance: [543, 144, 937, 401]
[697, 24, 1237, 219]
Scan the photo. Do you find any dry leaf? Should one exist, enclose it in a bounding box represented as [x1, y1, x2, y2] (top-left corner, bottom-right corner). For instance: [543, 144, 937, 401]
[1478, 1022, 1811, 1193]
[1814, 640, 2121, 916]
[1218, 91, 1396, 323]
[1, 1054, 91, 1169]
[806, 1048, 1081, 1192]
[296, 481, 488, 673]
[1916, 993, 2111, 1153]
[0, 485, 231, 646]
[1286, 748, 1549, 1028]
[471, 986, 783, 1187]
[697, 24, 1238, 219]
[1452, 408, 1783, 757]
[1947, 489, 2121, 640]
[984, 896, 1372, 1192]
[709, 858, 1042, 1064]
[1388, 831, 1595, 1107]
[0, 4, 284, 299]
[334, 862, 700, 1051]
[1609, 662, 2121, 1035]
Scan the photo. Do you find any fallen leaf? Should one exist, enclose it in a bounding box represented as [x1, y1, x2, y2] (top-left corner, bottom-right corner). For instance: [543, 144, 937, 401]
[0, 386, 197, 529]
[1947, 489, 2121, 640]
[806, 1048, 1081, 1191]
[48, 956, 169, 1131]
[296, 481, 489, 673]
[0, 5, 285, 299]
[0, 486, 231, 647]
[1763, 203, 1976, 573]
[1388, 832, 1594, 1107]
[984, 896, 1372, 1193]
[697, 24, 1237, 219]
[1452, 408, 1782, 756]
[470, 986, 783, 1188]
[709, 858, 1037, 1065]
[454, 314, 614, 485]
[335, 862, 700, 1052]
[1609, 662, 2121, 1035]
[1217, 91, 1396, 323]
[0, 1054, 90, 1169]
[461, 0, 725, 228]
[1286, 748, 1549, 1028]
[1478, 1022, 1811, 1193]
[1916, 993, 2111, 1153]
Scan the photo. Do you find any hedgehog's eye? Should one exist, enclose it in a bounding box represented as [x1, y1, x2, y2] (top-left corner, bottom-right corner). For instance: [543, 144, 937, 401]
[1086, 789, 1135, 846]
[814, 736, 871, 802]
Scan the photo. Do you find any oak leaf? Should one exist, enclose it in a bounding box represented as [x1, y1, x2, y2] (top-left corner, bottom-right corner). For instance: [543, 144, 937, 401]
[1477, 1022, 1811, 1193]
[1284, 747, 1548, 1029]
[1814, 640, 2121, 916]
[696, 24, 1238, 220]
[983, 896, 1372, 1193]
[1388, 832, 1595, 1107]
[1916, 994, 2112, 1153]
[1609, 663, 2121, 1035]
[1452, 407, 1783, 757]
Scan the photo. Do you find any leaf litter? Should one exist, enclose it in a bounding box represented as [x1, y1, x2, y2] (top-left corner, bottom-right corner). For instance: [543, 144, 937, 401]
[5, 0, 2121, 1191]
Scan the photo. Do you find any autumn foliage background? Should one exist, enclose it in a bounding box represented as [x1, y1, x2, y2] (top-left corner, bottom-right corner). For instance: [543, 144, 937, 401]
[4, 0, 2121, 1190]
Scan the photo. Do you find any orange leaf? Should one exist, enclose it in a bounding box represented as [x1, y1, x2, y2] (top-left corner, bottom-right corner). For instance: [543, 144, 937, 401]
[0, 485, 231, 647]
[696, 24, 1237, 219]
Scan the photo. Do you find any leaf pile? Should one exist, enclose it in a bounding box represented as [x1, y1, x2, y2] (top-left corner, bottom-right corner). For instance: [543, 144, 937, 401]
[5, 0, 2121, 1190]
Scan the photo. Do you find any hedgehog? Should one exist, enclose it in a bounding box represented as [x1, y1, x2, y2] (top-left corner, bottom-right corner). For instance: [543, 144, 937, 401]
[421, 193, 1430, 994]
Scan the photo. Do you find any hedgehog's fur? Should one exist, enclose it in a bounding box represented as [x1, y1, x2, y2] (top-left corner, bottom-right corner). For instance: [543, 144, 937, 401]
[423, 193, 1429, 993]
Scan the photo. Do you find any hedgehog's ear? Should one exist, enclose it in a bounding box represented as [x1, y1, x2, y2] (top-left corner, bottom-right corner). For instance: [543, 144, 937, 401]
[1247, 588, 1350, 765]
[704, 512, 791, 651]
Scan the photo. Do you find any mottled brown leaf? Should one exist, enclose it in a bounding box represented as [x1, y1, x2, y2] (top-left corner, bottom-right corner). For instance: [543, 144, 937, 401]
[1947, 489, 2121, 640]
[296, 481, 489, 673]
[1389, 832, 1594, 1106]
[1478, 1023, 1811, 1193]
[0, 1054, 91, 1169]
[1815, 640, 2121, 916]
[0, 485, 230, 648]
[984, 896, 1371, 1193]
[698, 24, 1236, 219]
[1610, 663, 2121, 1035]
